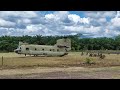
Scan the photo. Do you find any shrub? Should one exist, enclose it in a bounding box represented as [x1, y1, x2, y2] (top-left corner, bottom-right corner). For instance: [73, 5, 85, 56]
[85, 58, 95, 65]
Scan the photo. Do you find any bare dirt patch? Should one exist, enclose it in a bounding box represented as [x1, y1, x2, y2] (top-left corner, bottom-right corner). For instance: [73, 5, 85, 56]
[0, 66, 120, 79]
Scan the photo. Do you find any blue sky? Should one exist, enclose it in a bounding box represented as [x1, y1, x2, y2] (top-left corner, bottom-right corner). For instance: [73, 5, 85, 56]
[0, 11, 120, 38]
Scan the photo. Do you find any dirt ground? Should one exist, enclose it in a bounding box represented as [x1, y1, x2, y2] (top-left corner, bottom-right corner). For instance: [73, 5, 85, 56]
[0, 66, 120, 79]
[0, 52, 120, 79]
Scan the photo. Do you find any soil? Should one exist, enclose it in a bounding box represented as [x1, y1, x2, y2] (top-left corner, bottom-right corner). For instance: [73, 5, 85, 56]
[0, 66, 120, 79]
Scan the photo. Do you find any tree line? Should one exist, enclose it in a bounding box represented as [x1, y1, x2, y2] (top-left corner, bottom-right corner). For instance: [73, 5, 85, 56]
[0, 34, 120, 52]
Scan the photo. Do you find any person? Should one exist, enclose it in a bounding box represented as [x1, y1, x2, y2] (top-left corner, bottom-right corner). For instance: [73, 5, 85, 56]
[81, 52, 84, 56]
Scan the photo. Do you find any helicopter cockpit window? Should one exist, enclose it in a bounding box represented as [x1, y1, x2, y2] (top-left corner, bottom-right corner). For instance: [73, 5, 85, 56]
[26, 48, 29, 50]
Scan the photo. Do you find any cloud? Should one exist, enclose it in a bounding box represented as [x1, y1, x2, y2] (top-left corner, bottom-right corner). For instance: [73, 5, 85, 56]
[45, 11, 69, 21]
[108, 11, 120, 34]
[68, 14, 89, 24]
[64, 25, 101, 35]
[111, 17, 120, 27]
[0, 18, 16, 27]
[0, 11, 120, 38]
[85, 11, 116, 18]
[0, 11, 38, 18]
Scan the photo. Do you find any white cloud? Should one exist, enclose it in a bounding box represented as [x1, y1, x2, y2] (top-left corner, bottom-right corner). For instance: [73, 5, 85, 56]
[99, 18, 106, 23]
[45, 14, 55, 19]
[22, 19, 31, 24]
[45, 11, 69, 22]
[0, 11, 38, 18]
[45, 12, 89, 24]
[0, 11, 120, 38]
[26, 24, 42, 33]
[103, 29, 120, 37]
[111, 17, 120, 27]
[115, 11, 120, 18]
[64, 25, 101, 35]
[102, 11, 116, 17]
[0, 18, 16, 27]
[68, 14, 89, 24]
[54, 11, 69, 19]
[85, 11, 116, 18]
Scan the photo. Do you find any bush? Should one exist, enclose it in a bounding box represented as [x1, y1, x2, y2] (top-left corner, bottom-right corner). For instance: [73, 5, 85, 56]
[85, 58, 95, 65]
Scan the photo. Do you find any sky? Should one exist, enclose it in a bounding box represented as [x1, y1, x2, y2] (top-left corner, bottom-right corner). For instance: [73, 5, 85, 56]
[0, 11, 120, 38]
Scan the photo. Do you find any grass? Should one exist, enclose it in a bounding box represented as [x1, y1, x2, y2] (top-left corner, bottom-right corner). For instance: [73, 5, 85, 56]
[0, 52, 120, 68]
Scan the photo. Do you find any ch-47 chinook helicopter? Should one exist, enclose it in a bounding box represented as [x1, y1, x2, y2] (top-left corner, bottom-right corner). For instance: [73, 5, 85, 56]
[14, 38, 71, 57]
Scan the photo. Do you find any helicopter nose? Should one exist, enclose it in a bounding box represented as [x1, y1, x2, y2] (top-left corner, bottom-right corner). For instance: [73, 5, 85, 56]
[14, 49, 18, 53]
[14, 50, 18, 53]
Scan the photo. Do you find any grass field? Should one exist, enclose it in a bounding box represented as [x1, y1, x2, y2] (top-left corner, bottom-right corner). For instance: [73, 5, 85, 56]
[0, 52, 120, 69]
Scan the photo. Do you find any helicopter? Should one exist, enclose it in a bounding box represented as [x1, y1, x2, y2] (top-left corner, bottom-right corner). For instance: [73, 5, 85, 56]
[14, 38, 71, 57]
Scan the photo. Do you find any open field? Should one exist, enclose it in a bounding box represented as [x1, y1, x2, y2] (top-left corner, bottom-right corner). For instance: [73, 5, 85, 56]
[0, 52, 120, 79]
[0, 52, 120, 68]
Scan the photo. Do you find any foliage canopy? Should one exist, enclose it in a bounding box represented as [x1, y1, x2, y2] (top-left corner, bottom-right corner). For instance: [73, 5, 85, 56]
[0, 34, 120, 52]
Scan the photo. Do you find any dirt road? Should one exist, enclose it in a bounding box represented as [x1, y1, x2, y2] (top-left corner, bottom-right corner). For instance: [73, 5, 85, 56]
[0, 66, 120, 79]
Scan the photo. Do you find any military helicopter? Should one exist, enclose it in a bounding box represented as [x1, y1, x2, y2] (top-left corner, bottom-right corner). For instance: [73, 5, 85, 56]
[14, 38, 71, 57]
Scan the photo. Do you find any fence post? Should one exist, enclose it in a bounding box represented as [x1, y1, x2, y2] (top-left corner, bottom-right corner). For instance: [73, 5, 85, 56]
[2, 56, 3, 66]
